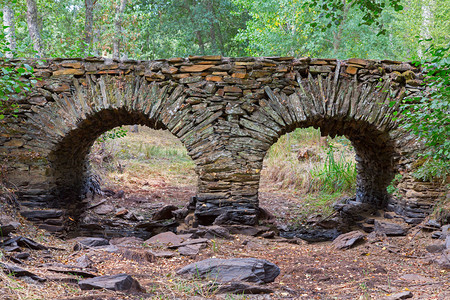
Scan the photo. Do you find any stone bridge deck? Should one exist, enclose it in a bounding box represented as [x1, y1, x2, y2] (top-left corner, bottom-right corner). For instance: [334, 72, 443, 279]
[0, 56, 426, 225]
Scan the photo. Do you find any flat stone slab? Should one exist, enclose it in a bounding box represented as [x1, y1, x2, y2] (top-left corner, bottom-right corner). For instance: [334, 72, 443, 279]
[20, 209, 64, 220]
[73, 237, 109, 251]
[0, 262, 46, 282]
[145, 232, 191, 247]
[382, 291, 413, 300]
[374, 220, 408, 236]
[177, 258, 280, 284]
[78, 273, 144, 292]
[332, 231, 366, 250]
[210, 282, 274, 294]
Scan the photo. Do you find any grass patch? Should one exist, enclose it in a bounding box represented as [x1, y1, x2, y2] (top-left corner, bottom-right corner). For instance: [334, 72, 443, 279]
[261, 127, 356, 221]
[89, 126, 197, 189]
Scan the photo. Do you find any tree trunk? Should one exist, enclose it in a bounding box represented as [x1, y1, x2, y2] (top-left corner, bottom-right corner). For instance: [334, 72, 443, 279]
[332, 0, 354, 55]
[207, 1, 218, 54]
[196, 31, 206, 55]
[3, 4, 16, 58]
[113, 0, 128, 60]
[84, 0, 94, 53]
[26, 0, 44, 57]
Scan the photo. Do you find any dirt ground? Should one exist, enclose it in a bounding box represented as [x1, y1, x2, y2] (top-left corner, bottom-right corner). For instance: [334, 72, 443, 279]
[2, 180, 449, 300]
[2, 128, 448, 299]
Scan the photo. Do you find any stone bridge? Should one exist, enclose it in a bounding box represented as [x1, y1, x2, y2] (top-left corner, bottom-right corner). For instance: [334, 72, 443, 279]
[1, 55, 428, 225]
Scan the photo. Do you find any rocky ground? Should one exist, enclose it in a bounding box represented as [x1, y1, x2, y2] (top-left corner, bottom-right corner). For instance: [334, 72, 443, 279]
[1, 183, 449, 300]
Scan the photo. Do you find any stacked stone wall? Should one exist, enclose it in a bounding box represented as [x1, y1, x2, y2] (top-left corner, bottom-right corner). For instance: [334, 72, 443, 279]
[0, 55, 445, 225]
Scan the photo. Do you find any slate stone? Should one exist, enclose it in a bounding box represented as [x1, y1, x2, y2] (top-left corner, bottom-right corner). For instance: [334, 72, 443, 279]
[47, 267, 97, 278]
[144, 232, 188, 247]
[78, 273, 145, 292]
[191, 225, 232, 240]
[119, 248, 156, 263]
[178, 244, 205, 256]
[1, 236, 48, 250]
[210, 282, 274, 294]
[399, 274, 432, 282]
[177, 258, 280, 284]
[436, 250, 450, 270]
[76, 255, 94, 269]
[20, 209, 64, 220]
[382, 291, 413, 300]
[0, 262, 46, 282]
[168, 238, 209, 249]
[226, 225, 268, 236]
[0, 221, 20, 236]
[425, 243, 445, 253]
[152, 205, 178, 220]
[374, 220, 408, 236]
[110, 237, 144, 246]
[74, 237, 110, 251]
[332, 231, 366, 250]
[38, 224, 65, 232]
[151, 250, 176, 258]
[15, 252, 30, 260]
[93, 204, 115, 215]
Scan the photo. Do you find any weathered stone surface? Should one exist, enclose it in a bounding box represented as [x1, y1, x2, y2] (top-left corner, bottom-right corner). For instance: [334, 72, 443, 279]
[382, 291, 413, 300]
[0, 262, 46, 282]
[374, 220, 409, 236]
[144, 232, 188, 247]
[73, 237, 110, 250]
[0, 56, 438, 228]
[21, 209, 64, 220]
[152, 205, 178, 220]
[212, 282, 274, 294]
[78, 273, 145, 292]
[332, 231, 366, 250]
[53, 68, 85, 76]
[177, 258, 280, 284]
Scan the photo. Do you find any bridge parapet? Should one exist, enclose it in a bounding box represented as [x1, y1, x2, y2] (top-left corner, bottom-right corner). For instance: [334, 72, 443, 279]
[1, 55, 435, 225]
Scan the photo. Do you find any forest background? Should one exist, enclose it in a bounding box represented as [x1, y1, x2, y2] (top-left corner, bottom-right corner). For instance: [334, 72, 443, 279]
[0, 0, 449, 183]
[0, 0, 449, 62]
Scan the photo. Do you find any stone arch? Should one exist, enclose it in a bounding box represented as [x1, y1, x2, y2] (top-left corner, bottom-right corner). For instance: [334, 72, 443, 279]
[21, 74, 203, 207]
[231, 67, 407, 222]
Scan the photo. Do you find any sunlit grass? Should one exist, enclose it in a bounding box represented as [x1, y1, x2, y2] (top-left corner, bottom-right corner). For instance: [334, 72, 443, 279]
[261, 127, 357, 220]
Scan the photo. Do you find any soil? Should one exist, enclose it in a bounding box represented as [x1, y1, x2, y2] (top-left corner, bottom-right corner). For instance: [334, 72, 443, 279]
[1, 180, 449, 300]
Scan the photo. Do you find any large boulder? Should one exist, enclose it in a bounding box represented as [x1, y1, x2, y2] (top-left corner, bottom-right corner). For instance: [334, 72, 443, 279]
[177, 258, 280, 284]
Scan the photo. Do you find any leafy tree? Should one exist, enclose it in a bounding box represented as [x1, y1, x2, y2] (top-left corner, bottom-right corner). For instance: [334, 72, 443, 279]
[399, 42, 450, 181]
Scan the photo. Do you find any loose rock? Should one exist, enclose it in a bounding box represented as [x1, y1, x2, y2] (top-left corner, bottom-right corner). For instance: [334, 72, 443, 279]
[78, 273, 145, 292]
[374, 220, 408, 236]
[332, 231, 366, 250]
[177, 258, 280, 284]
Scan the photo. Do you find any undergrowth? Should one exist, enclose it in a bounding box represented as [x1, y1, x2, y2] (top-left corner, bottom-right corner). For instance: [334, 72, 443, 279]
[261, 127, 357, 219]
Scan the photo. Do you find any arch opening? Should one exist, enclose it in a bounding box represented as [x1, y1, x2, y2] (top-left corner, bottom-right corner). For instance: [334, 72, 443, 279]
[258, 119, 396, 224]
[48, 108, 198, 210]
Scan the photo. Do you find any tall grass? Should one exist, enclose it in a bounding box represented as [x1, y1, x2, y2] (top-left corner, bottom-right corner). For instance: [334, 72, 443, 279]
[263, 128, 356, 194]
[309, 144, 357, 194]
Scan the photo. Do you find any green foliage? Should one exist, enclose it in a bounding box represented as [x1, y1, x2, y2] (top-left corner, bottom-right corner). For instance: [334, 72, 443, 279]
[97, 126, 127, 142]
[399, 42, 450, 182]
[233, 0, 403, 59]
[302, 0, 403, 35]
[0, 11, 37, 121]
[310, 144, 357, 194]
[387, 173, 403, 194]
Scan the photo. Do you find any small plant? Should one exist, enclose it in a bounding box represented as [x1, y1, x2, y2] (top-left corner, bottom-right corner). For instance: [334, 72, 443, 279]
[387, 174, 403, 195]
[309, 143, 357, 194]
